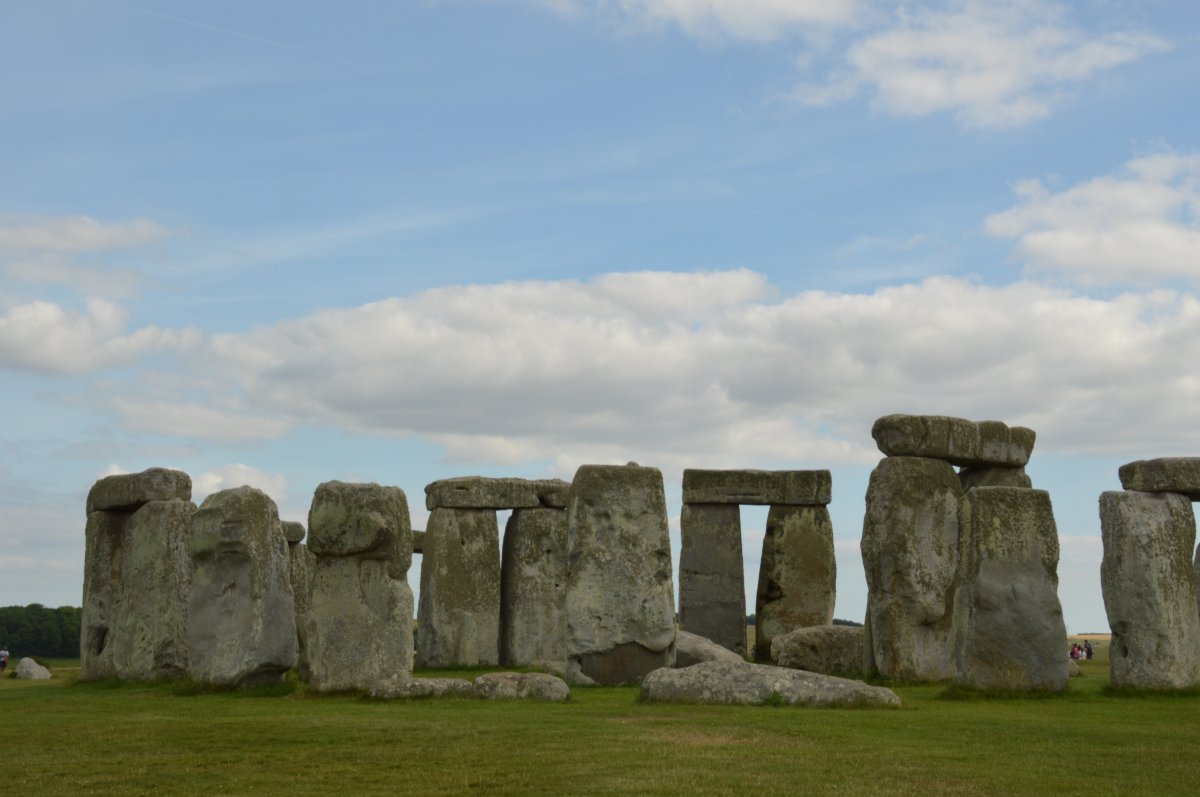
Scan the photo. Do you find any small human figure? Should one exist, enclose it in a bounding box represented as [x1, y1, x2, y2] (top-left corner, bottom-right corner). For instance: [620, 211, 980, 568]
[1084, 641, 1094, 660]
[0, 647, 8, 672]
[1069, 643, 1080, 660]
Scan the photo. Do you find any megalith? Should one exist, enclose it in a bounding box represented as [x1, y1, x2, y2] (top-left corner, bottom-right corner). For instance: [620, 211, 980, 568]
[282, 521, 314, 673]
[565, 463, 675, 684]
[303, 481, 414, 691]
[500, 507, 568, 666]
[679, 503, 745, 657]
[187, 486, 297, 686]
[1100, 490, 1200, 689]
[872, 414, 1035, 467]
[755, 505, 836, 661]
[1118, 458, 1200, 500]
[952, 487, 1068, 692]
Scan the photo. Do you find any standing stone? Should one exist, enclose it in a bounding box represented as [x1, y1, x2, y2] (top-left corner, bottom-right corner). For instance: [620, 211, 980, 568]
[416, 508, 501, 667]
[565, 464, 676, 685]
[953, 487, 1068, 692]
[80, 510, 126, 680]
[500, 507, 568, 666]
[754, 505, 836, 661]
[679, 503, 746, 657]
[959, 466, 1032, 491]
[1099, 491, 1200, 689]
[872, 414, 1035, 467]
[303, 481, 414, 691]
[861, 456, 962, 681]
[187, 487, 297, 686]
[1195, 542, 1200, 625]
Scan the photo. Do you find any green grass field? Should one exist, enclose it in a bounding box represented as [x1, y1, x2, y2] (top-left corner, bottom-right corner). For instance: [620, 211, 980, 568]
[2, 649, 1197, 796]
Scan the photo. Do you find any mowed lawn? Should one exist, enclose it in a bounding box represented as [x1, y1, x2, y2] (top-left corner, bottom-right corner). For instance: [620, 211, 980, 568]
[2, 651, 1198, 797]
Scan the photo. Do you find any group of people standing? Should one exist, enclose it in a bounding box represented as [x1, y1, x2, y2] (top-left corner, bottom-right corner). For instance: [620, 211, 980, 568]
[1069, 641, 1094, 661]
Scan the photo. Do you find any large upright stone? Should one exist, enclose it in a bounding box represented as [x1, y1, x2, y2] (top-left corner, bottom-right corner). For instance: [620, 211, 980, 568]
[500, 507, 568, 666]
[80, 510, 126, 680]
[187, 487, 297, 686]
[959, 466, 1032, 491]
[416, 508, 501, 667]
[303, 481, 414, 691]
[953, 487, 1067, 692]
[1119, 458, 1200, 500]
[872, 415, 1035, 467]
[679, 504, 746, 657]
[86, 467, 191, 514]
[861, 456, 962, 681]
[754, 505, 836, 661]
[1099, 491, 1200, 689]
[682, 469, 832, 506]
[565, 463, 675, 685]
[425, 477, 570, 510]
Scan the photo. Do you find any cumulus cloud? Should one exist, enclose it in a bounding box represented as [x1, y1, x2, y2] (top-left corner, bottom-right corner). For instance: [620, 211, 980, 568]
[986, 152, 1200, 283]
[193, 463, 288, 504]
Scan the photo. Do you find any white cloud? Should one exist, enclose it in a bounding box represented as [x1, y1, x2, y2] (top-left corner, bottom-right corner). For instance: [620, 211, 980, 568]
[986, 152, 1200, 283]
[193, 464, 288, 505]
[110, 399, 291, 442]
[0, 215, 172, 253]
[533, 0, 861, 40]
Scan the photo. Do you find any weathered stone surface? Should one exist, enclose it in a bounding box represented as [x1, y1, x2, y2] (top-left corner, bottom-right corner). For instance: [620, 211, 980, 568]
[288, 541, 314, 674]
[15, 658, 51, 680]
[959, 466, 1032, 491]
[1068, 658, 1081, 678]
[416, 508, 500, 667]
[1195, 542, 1200, 624]
[473, 672, 570, 701]
[772, 625, 865, 676]
[640, 660, 901, 708]
[500, 507, 567, 666]
[529, 659, 566, 678]
[80, 510, 125, 680]
[1119, 458, 1200, 500]
[754, 505, 835, 661]
[682, 469, 832, 506]
[674, 630, 745, 668]
[953, 487, 1068, 692]
[565, 464, 676, 685]
[86, 467, 191, 514]
[281, 521, 306, 544]
[872, 415, 1035, 467]
[188, 487, 297, 686]
[370, 676, 475, 699]
[1099, 490, 1200, 689]
[861, 456, 962, 682]
[303, 482, 414, 691]
[425, 477, 571, 511]
[412, 530, 425, 554]
[679, 504, 746, 657]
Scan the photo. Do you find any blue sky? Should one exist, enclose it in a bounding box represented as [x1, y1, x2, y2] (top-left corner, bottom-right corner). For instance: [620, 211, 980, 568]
[3, 0, 1199, 633]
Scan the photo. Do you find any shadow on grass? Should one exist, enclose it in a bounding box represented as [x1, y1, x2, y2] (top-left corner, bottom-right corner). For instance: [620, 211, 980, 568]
[1101, 683, 1200, 699]
[937, 683, 1072, 702]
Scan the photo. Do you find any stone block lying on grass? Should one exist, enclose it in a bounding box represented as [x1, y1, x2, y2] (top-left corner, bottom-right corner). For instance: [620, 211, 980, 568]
[674, 630, 745, 668]
[368, 672, 570, 701]
[640, 660, 900, 708]
[772, 625, 864, 676]
[15, 658, 51, 680]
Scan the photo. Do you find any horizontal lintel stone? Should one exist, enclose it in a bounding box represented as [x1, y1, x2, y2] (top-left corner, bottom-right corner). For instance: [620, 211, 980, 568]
[425, 477, 571, 511]
[872, 414, 1035, 467]
[1119, 458, 1200, 501]
[86, 467, 192, 515]
[682, 469, 831, 506]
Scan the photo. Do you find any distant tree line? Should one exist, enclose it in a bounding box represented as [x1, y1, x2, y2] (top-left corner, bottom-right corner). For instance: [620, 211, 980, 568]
[0, 604, 81, 658]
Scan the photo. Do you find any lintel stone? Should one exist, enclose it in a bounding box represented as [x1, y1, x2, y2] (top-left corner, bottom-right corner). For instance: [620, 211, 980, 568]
[86, 468, 192, 515]
[872, 414, 1035, 467]
[1119, 458, 1200, 500]
[425, 477, 571, 511]
[682, 469, 831, 506]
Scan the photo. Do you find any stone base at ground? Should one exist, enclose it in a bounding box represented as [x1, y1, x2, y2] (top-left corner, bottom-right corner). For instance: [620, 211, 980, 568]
[15, 658, 51, 680]
[679, 503, 746, 657]
[674, 630, 745, 667]
[755, 505, 836, 661]
[640, 660, 900, 707]
[772, 625, 864, 676]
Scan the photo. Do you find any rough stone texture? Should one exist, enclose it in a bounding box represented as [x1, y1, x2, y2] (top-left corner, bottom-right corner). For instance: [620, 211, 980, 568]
[412, 530, 425, 554]
[302, 482, 414, 692]
[640, 660, 901, 708]
[953, 487, 1068, 692]
[188, 487, 297, 686]
[872, 414, 1035, 467]
[674, 630, 745, 667]
[1195, 542, 1200, 625]
[679, 503, 746, 657]
[754, 505, 835, 661]
[86, 467, 191, 515]
[370, 676, 476, 699]
[959, 466, 1032, 491]
[80, 510, 126, 680]
[565, 463, 676, 685]
[281, 521, 306, 544]
[473, 672, 570, 701]
[861, 456, 962, 682]
[772, 625, 865, 676]
[682, 469, 832, 506]
[1099, 490, 1200, 689]
[425, 477, 571, 511]
[529, 659, 567, 678]
[288, 541, 314, 674]
[416, 508, 501, 667]
[500, 507, 568, 666]
[1068, 658, 1081, 678]
[15, 658, 51, 680]
[1119, 458, 1200, 500]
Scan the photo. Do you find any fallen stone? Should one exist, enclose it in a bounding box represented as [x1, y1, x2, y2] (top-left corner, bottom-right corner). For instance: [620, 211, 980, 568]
[281, 521, 306, 544]
[682, 469, 832, 506]
[565, 463, 676, 685]
[1118, 458, 1200, 500]
[861, 456, 962, 682]
[872, 415, 1035, 467]
[528, 659, 566, 678]
[370, 676, 474, 699]
[754, 505, 835, 661]
[959, 466, 1032, 491]
[953, 487, 1068, 692]
[679, 504, 746, 657]
[772, 625, 864, 676]
[640, 660, 900, 708]
[1068, 658, 1081, 678]
[675, 630, 745, 667]
[15, 658, 51, 680]
[1100, 490, 1200, 689]
[500, 507, 568, 666]
[86, 467, 192, 514]
[473, 672, 570, 701]
[424, 477, 571, 511]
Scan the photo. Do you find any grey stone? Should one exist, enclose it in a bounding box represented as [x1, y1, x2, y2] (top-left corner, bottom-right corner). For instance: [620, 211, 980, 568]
[281, 521, 306, 544]
[424, 477, 571, 511]
[187, 487, 297, 686]
[473, 671, 570, 701]
[370, 676, 475, 699]
[953, 487, 1068, 692]
[1119, 458, 1200, 500]
[528, 659, 567, 678]
[565, 463, 676, 685]
[674, 630, 745, 667]
[1068, 658, 1081, 677]
[872, 414, 1035, 467]
[80, 510, 125, 680]
[772, 625, 865, 676]
[640, 660, 901, 708]
[861, 456, 962, 682]
[682, 469, 832, 506]
[754, 505, 835, 661]
[412, 530, 425, 554]
[500, 507, 567, 666]
[86, 467, 191, 514]
[959, 466, 1032, 491]
[1195, 542, 1200, 626]
[1099, 490, 1200, 689]
[303, 482, 414, 692]
[679, 503, 746, 657]
[15, 658, 51, 680]
[288, 541, 314, 674]
[416, 508, 500, 667]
